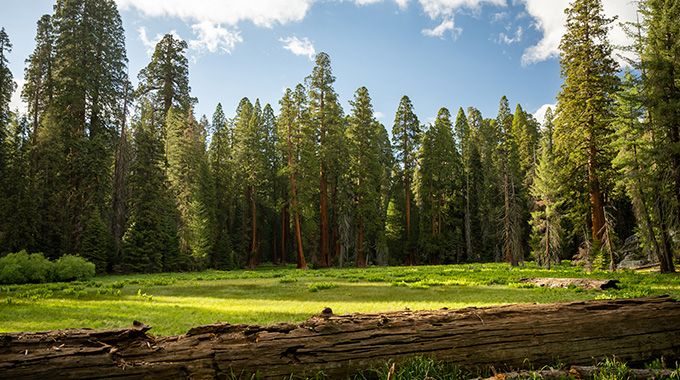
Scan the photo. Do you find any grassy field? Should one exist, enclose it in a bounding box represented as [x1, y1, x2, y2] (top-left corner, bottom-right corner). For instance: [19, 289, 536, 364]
[1, 261, 679, 336]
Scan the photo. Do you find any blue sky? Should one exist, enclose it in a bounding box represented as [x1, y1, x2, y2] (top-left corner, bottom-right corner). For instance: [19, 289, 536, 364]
[3, 0, 638, 127]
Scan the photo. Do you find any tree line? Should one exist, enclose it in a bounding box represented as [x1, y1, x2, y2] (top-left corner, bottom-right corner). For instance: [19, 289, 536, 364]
[0, 0, 677, 274]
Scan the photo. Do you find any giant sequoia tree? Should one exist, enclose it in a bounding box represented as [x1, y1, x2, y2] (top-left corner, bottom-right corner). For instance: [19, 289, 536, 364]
[392, 96, 421, 265]
[554, 0, 619, 251]
[306, 53, 344, 268]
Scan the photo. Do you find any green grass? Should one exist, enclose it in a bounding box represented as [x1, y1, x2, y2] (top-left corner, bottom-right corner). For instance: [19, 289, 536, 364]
[1, 262, 678, 336]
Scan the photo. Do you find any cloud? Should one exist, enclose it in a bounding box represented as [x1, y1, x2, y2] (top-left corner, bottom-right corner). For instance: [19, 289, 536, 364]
[518, 0, 638, 66]
[418, 0, 506, 39]
[422, 18, 461, 38]
[494, 25, 523, 44]
[280, 36, 316, 61]
[374, 111, 385, 119]
[189, 22, 242, 54]
[116, 0, 315, 28]
[138, 27, 182, 55]
[533, 103, 556, 125]
[10, 79, 26, 114]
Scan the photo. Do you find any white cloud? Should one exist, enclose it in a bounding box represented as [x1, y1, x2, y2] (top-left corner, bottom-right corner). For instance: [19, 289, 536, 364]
[10, 79, 26, 115]
[519, 0, 638, 66]
[418, 0, 505, 39]
[189, 22, 242, 54]
[495, 25, 523, 44]
[533, 103, 556, 125]
[422, 18, 461, 38]
[138, 27, 182, 55]
[418, 0, 506, 20]
[116, 0, 315, 28]
[280, 36, 316, 61]
[374, 111, 385, 119]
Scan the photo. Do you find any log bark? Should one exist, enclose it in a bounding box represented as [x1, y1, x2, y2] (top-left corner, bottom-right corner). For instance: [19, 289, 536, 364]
[2, 296, 680, 379]
[478, 366, 679, 380]
[518, 277, 621, 291]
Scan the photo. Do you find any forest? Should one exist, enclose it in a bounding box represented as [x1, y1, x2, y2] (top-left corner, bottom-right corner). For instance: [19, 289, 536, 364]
[0, 0, 678, 276]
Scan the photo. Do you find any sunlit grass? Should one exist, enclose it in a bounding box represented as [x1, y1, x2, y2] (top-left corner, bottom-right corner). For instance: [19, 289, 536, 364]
[1, 262, 678, 336]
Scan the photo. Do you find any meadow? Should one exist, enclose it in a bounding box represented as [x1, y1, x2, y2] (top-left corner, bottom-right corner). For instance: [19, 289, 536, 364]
[1, 261, 679, 337]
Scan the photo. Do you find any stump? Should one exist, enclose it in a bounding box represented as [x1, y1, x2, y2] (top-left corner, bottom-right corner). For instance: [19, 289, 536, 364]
[1, 296, 679, 379]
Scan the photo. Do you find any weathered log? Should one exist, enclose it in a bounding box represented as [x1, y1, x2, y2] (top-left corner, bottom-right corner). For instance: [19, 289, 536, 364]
[478, 366, 679, 380]
[1, 296, 679, 379]
[518, 277, 620, 290]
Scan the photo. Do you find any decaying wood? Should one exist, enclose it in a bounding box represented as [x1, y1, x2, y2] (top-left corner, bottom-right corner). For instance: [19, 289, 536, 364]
[518, 277, 620, 290]
[1, 296, 680, 379]
[479, 365, 679, 380]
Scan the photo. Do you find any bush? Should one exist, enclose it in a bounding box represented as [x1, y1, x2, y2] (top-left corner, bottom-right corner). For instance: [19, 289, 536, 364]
[54, 255, 96, 282]
[0, 251, 54, 284]
[308, 282, 339, 292]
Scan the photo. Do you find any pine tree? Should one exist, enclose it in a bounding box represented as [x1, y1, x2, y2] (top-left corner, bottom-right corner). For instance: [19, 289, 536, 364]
[278, 88, 308, 269]
[122, 101, 173, 273]
[137, 34, 195, 117]
[641, 0, 680, 228]
[530, 116, 563, 269]
[417, 108, 460, 264]
[166, 106, 214, 269]
[612, 71, 675, 272]
[80, 207, 110, 274]
[392, 95, 421, 265]
[21, 15, 54, 149]
[497, 96, 523, 266]
[45, 0, 129, 256]
[306, 52, 345, 268]
[554, 0, 619, 251]
[347, 87, 382, 267]
[209, 103, 237, 269]
[0, 27, 15, 127]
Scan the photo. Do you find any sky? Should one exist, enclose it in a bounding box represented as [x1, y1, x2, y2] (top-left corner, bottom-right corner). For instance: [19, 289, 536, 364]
[2, 0, 639, 127]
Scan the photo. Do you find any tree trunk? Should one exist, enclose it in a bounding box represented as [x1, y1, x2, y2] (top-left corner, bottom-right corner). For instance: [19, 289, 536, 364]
[2, 296, 679, 380]
[356, 214, 366, 268]
[319, 171, 330, 268]
[588, 132, 606, 245]
[405, 176, 416, 266]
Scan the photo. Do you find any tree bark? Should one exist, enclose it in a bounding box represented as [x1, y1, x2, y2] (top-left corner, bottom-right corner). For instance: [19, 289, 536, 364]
[2, 297, 679, 380]
[319, 171, 330, 268]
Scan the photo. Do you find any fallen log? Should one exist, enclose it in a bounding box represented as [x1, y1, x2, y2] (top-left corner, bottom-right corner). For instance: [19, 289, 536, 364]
[1, 296, 679, 379]
[478, 365, 679, 380]
[518, 277, 620, 290]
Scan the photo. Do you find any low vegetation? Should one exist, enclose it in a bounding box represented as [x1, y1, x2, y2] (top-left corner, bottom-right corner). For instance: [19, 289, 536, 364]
[1, 262, 678, 336]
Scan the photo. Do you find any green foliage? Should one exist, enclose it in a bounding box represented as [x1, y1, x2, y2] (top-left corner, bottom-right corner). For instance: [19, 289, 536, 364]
[308, 282, 339, 292]
[53, 255, 95, 282]
[0, 251, 94, 284]
[80, 208, 110, 274]
[0, 251, 53, 284]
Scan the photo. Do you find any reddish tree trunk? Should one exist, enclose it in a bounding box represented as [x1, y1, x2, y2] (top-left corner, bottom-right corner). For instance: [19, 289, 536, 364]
[319, 172, 330, 268]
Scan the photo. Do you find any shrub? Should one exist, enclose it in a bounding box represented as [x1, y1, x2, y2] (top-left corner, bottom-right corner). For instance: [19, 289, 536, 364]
[0, 251, 54, 284]
[308, 282, 339, 292]
[54, 255, 96, 282]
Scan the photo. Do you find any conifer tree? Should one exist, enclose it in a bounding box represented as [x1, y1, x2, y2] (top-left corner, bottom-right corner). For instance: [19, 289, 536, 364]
[80, 207, 110, 273]
[554, 0, 619, 250]
[392, 95, 421, 265]
[21, 15, 54, 148]
[122, 101, 175, 272]
[209, 103, 237, 269]
[306, 52, 344, 268]
[497, 96, 523, 266]
[347, 87, 382, 267]
[641, 0, 680, 228]
[530, 113, 563, 269]
[137, 34, 195, 117]
[166, 106, 214, 268]
[278, 88, 308, 269]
